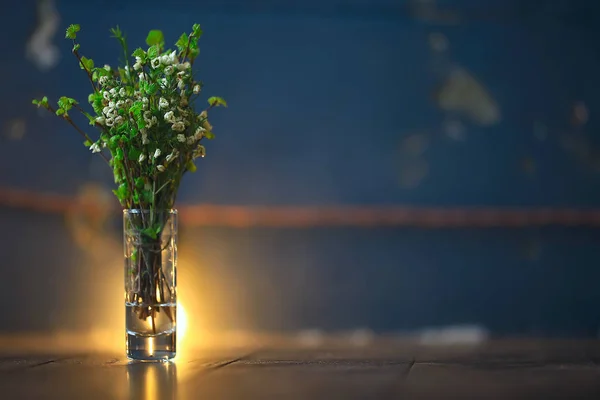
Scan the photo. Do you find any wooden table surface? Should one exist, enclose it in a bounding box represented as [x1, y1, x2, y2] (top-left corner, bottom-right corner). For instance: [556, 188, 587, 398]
[2, 338, 600, 399]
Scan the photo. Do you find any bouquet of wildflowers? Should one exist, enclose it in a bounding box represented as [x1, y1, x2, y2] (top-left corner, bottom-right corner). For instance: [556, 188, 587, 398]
[33, 24, 226, 329]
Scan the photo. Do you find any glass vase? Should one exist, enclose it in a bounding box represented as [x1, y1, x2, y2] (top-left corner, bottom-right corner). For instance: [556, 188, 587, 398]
[124, 209, 178, 361]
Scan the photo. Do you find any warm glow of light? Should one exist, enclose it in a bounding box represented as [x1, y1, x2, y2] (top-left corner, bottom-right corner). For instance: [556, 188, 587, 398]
[178, 302, 188, 344]
[148, 337, 154, 355]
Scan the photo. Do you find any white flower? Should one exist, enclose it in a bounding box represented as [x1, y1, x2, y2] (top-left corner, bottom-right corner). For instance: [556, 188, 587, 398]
[178, 62, 190, 71]
[194, 127, 205, 140]
[158, 97, 169, 109]
[108, 101, 115, 108]
[186, 136, 196, 145]
[98, 76, 109, 85]
[105, 118, 114, 127]
[177, 80, 185, 90]
[151, 116, 158, 125]
[193, 84, 200, 94]
[135, 56, 143, 64]
[153, 148, 161, 158]
[89, 143, 101, 153]
[114, 116, 124, 125]
[104, 64, 111, 71]
[133, 62, 142, 70]
[193, 145, 206, 159]
[200, 110, 208, 119]
[110, 88, 117, 96]
[151, 58, 161, 69]
[138, 153, 146, 163]
[95, 116, 105, 125]
[144, 111, 152, 120]
[171, 121, 186, 132]
[165, 152, 177, 163]
[119, 88, 126, 97]
[177, 71, 186, 79]
[102, 106, 113, 116]
[163, 111, 175, 122]
[115, 100, 124, 109]
[159, 78, 168, 88]
[156, 164, 166, 172]
[164, 66, 174, 75]
[141, 133, 149, 145]
[102, 91, 110, 100]
[177, 134, 186, 143]
[125, 99, 133, 106]
[138, 72, 145, 81]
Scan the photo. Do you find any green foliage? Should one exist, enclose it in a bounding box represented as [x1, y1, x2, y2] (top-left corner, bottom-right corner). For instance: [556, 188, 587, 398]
[65, 24, 80, 39]
[208, 96, 227, 107]
[31, 96, 49, 108]
[132, 48, 146, 59]
[175, 33, 189, 52]
[145, 30, 164, 48]
[147, 45, 159, 59]
[31, 22, 227, 213]
[79, 56, 94, 71]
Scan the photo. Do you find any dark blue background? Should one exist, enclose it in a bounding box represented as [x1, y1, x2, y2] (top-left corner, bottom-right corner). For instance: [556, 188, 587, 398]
[1, 0, 600, 337]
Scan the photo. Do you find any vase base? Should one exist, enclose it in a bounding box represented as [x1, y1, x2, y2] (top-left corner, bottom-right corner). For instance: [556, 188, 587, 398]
[126, 331, 176, 361]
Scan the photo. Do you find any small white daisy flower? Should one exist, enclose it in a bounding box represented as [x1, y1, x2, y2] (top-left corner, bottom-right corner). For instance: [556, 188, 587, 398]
[156, 165, 166, 172]
[151, 58, 161, 69]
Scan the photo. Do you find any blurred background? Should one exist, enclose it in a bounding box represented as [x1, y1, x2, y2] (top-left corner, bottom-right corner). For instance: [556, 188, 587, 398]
[2, 0, 600, 350]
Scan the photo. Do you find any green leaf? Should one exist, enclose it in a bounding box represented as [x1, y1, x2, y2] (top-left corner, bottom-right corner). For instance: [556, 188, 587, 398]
[175, 33, 189, 52]
[141, 227, 157, 240]
[186, 161, 197, 172]
[32, 96, 49, 108]
[146, 30, 164, 47]
[109, 26, 123, 39]
[79, 56, 94, 71]
[204, 131, 215, 140]
[65, 24, 80, 39]
[145, 83, 158, 95]
[191, 24, 203, 39]
[83, 139, 92, 147]
[115, 148, 124, 161]
[131, 248, 138, 262]
[147, 45, 159, 59]
[132, 48, 146, 58]
[56, 108, 65, 116]
[208, 96, 227, 107]
[57, 96, 78, 111]
[72, 43, 80, 52]
[135, 177, 145, 190]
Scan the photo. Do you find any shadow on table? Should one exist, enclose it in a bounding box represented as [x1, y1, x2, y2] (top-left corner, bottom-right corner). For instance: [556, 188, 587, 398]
[126, 361, 178, 399]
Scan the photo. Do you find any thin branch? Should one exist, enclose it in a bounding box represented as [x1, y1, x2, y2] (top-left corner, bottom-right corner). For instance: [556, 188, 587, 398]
[42, 104, 110, 165]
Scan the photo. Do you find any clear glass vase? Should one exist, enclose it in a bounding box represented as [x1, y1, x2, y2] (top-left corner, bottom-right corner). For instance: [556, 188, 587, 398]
[124, 209, 177, 361]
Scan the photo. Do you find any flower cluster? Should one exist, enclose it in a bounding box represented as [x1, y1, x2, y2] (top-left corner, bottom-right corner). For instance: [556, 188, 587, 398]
[32, 23, 226, 212]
